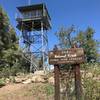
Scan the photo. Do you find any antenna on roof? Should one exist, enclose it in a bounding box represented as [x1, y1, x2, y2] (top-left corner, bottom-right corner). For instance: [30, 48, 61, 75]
[28, 0, 31, 5]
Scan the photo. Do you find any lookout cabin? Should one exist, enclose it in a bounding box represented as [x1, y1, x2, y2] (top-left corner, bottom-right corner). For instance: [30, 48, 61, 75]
[16, 3, 51, 31]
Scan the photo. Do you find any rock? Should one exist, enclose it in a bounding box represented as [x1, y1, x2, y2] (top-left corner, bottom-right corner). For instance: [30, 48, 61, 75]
[48, 77, 54, 85]
[31, 70, 47, 83]
[5, 78, 10, 84]
[31, 76, 37, 82]
[15, 77, 26, 83]
[16, 72, 25, 76]
[34, 70, 45, 76]
[25, 73, 34, 79]
[22, 79, 32, 84]
[31, 75, 46, 83]
[36, 76, 46, 83]
[15, 77, 23, 83]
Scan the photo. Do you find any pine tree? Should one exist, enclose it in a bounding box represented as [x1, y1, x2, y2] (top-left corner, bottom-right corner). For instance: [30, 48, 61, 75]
[0, 6, 18, 68]
[76, 27, 98, 62]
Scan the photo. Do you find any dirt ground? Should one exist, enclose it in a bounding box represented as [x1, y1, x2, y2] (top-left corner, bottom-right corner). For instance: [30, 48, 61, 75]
[0, 83, 54, 100]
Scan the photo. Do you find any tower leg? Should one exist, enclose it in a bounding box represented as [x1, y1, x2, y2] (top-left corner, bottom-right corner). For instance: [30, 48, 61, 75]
[41, 21, 45, 73]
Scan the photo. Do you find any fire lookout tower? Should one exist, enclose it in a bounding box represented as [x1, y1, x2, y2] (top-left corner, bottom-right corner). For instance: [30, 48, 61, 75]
[16, 3, 51, 72]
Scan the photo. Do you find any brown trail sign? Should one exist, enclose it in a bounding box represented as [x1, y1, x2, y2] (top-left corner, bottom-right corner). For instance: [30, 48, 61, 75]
[49, 48, 84, 65]
[49, 47, 85, 100]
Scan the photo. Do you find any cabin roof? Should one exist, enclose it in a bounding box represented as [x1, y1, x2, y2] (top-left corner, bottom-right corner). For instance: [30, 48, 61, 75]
[17, 3, 43, 12]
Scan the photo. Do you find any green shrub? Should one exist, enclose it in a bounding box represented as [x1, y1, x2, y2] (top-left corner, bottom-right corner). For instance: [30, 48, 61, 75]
[44, 84, 54, 96]
[0, 79, 5, 88]
[0, 67, 11, 78]
[81, 63, 100, 100]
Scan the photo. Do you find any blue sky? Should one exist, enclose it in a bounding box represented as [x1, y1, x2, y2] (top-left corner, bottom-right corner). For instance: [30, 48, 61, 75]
[0, 0, 100, 49]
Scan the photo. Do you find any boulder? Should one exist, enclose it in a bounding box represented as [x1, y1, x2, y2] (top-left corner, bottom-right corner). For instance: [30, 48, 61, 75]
[31, 76, 37, 82]
[48, 76, 54, 85]
[22, 79, 32, 84]
[5, 78, 10, 84]
[15, 77, 23, 83]
[15, 77, 26, 83]
[34, 70, 45, 76]
[31, 75, 46, 83]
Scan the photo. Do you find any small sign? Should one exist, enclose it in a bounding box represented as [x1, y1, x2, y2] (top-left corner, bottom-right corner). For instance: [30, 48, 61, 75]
[49, 48, 85, 64]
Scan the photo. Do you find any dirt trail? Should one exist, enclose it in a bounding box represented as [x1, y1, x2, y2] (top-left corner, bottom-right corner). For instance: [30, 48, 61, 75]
[0, 83, 54, 100]
[0, 84, 26, 95]
[0, 83, 29, 100]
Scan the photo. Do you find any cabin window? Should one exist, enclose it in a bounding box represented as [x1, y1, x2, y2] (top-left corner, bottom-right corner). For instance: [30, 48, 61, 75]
[36, 10, 42, 17]
[22, 12, 31, 19]
[22, 10, 42, 19]
[31, 11, 35, 17]
[31, 10, 42, 18]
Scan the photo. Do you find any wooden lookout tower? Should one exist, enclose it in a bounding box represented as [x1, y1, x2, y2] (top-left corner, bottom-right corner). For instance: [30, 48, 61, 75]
[16, 3, 51, 72]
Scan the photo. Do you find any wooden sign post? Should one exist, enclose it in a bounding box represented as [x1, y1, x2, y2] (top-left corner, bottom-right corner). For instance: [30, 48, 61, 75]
[54, 64, 60, 100]
[74, 64, 83, 100]
[53, 45, 60, 100]
[49, 46, 85, 100]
